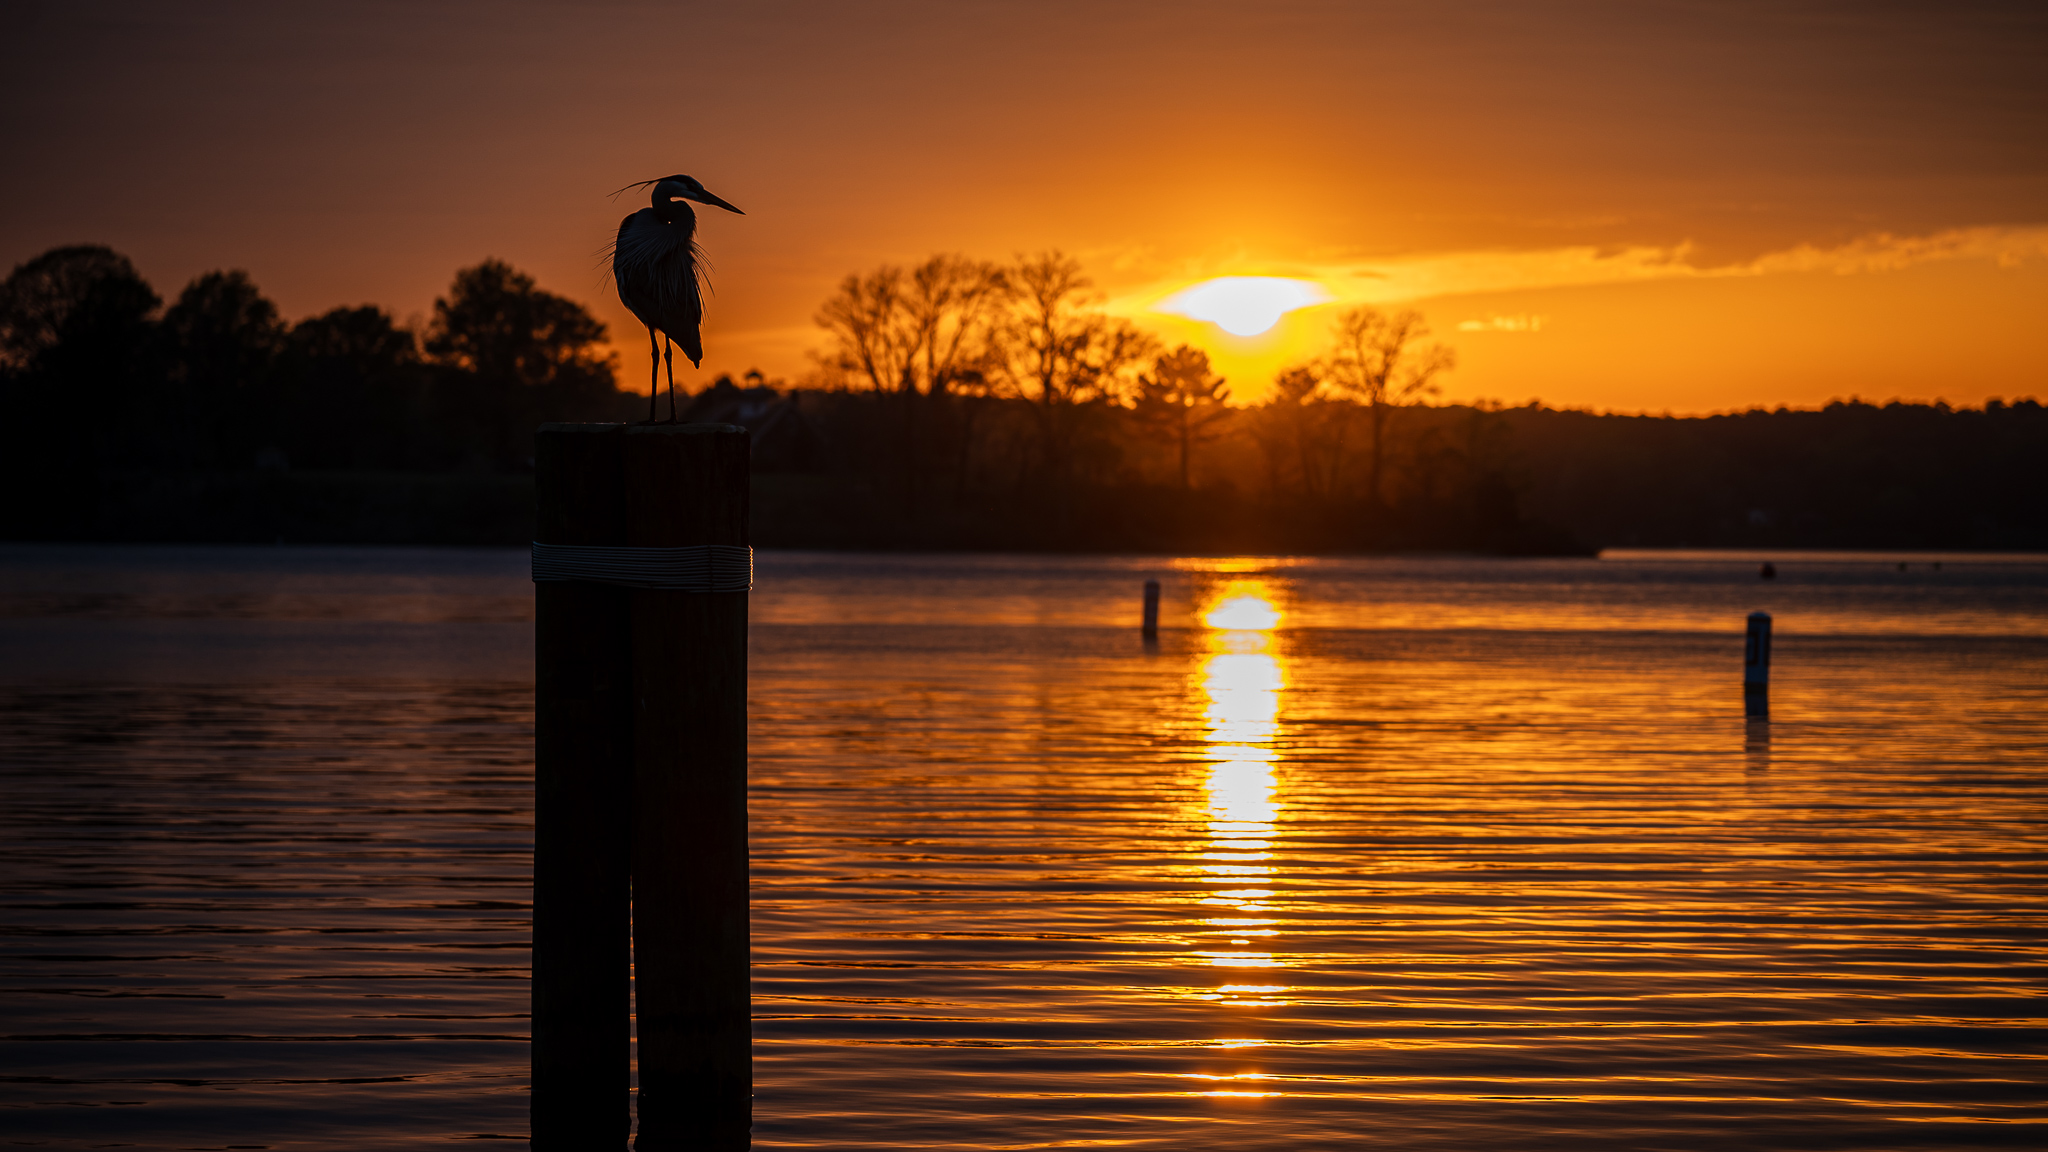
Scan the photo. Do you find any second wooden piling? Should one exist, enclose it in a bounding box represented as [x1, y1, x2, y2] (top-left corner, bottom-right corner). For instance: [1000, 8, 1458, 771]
[625, 424, 753, 1150]
[1142, 579, 1161, 640]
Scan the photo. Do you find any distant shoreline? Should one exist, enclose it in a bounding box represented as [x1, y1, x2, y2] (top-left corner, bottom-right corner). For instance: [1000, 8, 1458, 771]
[6, 539, 2048, 567]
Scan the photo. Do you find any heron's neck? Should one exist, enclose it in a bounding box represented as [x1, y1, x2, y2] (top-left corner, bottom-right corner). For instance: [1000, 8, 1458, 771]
[651, 195, 699, 233]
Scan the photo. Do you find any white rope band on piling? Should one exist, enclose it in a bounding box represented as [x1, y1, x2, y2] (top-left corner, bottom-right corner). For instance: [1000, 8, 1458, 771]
[530, 543, 754, 592]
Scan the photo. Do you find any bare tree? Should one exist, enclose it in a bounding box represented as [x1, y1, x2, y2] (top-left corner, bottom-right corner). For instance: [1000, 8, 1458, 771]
[1133, 344, 1232, 489]
[903, 257, 1011, 490]
[901, 255, 1007, 396]
[1256, 364, 1353, 500]
[813, 265, 909, 392]
[1320, 307, 1455, 506]
[992, 251, 1156, 482]
[813, 255, 1010, 504]
[813, 255, 1006, 395]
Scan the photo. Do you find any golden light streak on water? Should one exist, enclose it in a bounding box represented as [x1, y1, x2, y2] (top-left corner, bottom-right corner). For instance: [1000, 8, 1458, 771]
[1191, 577, 1294, 1040]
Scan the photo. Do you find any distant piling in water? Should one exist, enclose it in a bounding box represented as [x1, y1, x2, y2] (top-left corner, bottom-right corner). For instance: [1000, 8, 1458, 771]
[1142, 579, 1161, 640]
[531, 422, 752, 1150]
[1744, 610, 1772, 717]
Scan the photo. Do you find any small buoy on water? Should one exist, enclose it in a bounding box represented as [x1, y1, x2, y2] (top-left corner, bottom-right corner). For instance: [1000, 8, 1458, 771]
[1760, 562, 1776, 579]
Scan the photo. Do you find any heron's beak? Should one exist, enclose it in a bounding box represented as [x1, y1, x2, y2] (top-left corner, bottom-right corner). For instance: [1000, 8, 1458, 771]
[683, 188, 745, 215]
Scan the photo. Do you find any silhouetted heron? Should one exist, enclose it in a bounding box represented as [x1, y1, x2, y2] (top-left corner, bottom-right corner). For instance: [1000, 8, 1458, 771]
[611, 174, 744, 422]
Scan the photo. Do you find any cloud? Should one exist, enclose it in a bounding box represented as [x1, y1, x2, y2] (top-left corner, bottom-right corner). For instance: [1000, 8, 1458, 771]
[1106, 226, 2048, 332]
[1328, 226, 2048, 305]
[1456, 314, 1547, 333]
[1740, 228, 2048, 277]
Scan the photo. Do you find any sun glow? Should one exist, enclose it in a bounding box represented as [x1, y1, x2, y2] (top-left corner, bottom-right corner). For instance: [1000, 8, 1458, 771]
[1204, 594, 1283, 632]
[1156, 277, 1330, 337]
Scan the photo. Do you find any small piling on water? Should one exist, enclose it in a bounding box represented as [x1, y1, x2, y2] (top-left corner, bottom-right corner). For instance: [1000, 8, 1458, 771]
[531, 423, 633, 1148]
[1142, 579, 1161, 640]
[625, 424, 753, 1150]
[1744, 610, 1772, 717]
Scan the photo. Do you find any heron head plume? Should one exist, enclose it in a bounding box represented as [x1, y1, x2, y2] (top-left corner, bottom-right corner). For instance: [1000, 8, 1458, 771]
[614, 174, 745, 219]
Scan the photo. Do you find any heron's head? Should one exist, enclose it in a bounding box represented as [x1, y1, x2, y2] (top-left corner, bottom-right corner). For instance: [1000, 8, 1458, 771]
[636, 174, 745, 218]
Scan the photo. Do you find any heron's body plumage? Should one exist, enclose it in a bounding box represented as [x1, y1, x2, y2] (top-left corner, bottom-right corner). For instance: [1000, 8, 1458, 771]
[614, 204, 707, 367]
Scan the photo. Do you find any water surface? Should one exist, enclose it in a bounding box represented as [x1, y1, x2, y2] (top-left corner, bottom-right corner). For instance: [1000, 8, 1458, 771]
[2, 545, 2044, 1149]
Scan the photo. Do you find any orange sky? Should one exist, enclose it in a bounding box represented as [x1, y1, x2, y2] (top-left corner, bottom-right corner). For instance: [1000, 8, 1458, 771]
[3, 0, 2042, 411]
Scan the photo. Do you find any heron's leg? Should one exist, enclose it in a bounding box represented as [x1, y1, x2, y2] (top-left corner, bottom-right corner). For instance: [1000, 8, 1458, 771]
[664, 341, 677, 422]
[646, 325, 660, 422]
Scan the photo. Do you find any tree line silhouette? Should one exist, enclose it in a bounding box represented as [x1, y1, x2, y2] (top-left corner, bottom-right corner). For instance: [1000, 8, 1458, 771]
[0, 246, 636, 540]
[2, 243, 2041, 550]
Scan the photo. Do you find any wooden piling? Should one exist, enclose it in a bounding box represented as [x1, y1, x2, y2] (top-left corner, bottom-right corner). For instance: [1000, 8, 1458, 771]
[532, 423, 634, 1148]
[1744, 611, 1772, 686]
[1744, 610, 1772, 717]
[1142, 579, 1161, 640]
[624, 424, 753, 1150]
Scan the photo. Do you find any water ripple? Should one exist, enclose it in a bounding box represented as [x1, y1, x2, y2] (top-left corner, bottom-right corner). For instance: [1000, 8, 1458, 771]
[1, 549, 2043, 1149]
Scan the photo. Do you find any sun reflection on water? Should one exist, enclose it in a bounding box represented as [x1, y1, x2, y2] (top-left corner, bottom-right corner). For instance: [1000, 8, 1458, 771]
[1192, 577, 1292, 992]
[1204, 580, 1285, 631]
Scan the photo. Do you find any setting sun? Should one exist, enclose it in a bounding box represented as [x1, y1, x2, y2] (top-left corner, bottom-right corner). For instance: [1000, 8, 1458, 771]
[1156, 277, 1330, 337]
